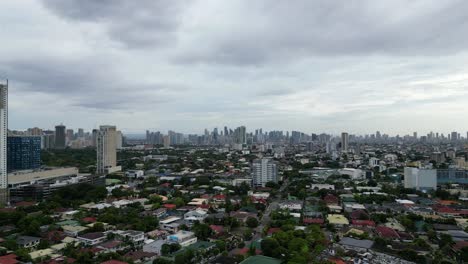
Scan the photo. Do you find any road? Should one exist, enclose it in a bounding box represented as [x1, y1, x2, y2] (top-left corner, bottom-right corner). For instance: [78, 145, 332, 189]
[252, 178, 289, 241]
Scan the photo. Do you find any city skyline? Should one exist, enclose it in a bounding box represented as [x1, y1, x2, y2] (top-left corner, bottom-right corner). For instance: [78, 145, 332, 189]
[2, 1, 468, 134]
[8, 124, 468, 139]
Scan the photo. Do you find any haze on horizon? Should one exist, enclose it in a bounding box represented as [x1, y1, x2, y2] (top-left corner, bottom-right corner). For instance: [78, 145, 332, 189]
[1, 0, 468, 135]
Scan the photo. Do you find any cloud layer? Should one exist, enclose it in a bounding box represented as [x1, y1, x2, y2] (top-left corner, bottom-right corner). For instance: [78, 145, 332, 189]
[1, 0, 468, 134]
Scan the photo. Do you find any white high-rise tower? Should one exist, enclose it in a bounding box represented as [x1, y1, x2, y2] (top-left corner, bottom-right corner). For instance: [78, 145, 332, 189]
[341, 132, 349, 152]
[0, 81, 8, 203]
[96, 125, 117, 174]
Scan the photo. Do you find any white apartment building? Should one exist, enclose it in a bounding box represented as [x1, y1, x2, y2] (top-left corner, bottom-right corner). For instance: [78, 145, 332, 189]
[252, 158, 278, 187]
[404, 167, 437, 191]
[96, 125, 117, 174]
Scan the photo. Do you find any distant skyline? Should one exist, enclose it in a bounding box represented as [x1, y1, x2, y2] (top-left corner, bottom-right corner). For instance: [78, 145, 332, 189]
[2, 1, 468, 134]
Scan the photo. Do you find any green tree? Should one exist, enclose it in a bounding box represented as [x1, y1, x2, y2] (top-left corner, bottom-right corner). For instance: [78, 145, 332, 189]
[261, 238, 280, 258]
[192, 223, 213, 240]
[246, 217, 259, 228]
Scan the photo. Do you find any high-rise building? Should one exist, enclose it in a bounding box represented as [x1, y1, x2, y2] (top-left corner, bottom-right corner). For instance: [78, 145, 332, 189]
[42, 134, 55, 150]
[54, 124, 66, 149]
[27, 127, 42, 136]
[7, 136, 41, 172]
[341, 132, 349, 152]
[92, 129, 98, 147]
[0, 81, 8, 203]
[451, 131, 458, 142]
[163, 135, 170, 148]
[404, 167, 437, 191]
[96, 125, 117, 174]
[252, 158, 278, 187]
[77, 128, 84, 138]
[233, 126, 247, 145]
[116, 130, 123, 149]
[66, 129, 74, 142]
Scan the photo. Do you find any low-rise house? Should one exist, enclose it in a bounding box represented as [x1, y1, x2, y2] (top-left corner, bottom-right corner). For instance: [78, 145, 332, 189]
[124, 251, 157, 263]
[278, 201, 303, 211]
[118, 230, 145, 244]
[112, 199, 135, 208]
[141, 208, 167, 218]
[384, 219, 406, 232]
[209, 225, 224, 235]
[212, 194, 226, 204]
[16, 236, 41, 249]
[77, 232, 107, 246]
[187, 198, 208, 206]
[349, 209, 369, 220]
[343, 203, 366, 213]
[29, 249, 56, 261]
[327, 214, 349, 227]
[167, 230, 197, 247]
[339, 237, 374, 252]
[442, 230, 468, 242]
[0, 254, 19, 264]
[311, 184, 335, 190]
[324, 194, 339, 205]
[351, 220, 376, 228]
[97, 240, 125, 253]
[184, 209, 208, 223]
[142, 239, 165, 255]
[62, 225, 88, 237]
[160, 216, 182, 232]
[375, 226, 400, 240]
[230, 211, 258, 223]
[146, 229, 168, 239]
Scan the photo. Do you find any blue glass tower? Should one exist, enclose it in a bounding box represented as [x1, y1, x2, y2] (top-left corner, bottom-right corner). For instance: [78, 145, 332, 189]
[7, 136, 41, 172]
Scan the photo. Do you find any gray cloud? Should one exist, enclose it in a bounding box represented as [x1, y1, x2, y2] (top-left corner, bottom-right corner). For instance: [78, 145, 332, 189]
[41, 0, 184, 47]
[2, 1, 468, 134]
[0, 56, 183, 110]
[174, 0, 468, 65]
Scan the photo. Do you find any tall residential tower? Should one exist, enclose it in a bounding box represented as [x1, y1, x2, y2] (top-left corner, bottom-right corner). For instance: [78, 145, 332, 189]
[341, 132, 349, 152]
[252, 158, 278, 187]
[96, 125, 117, 174]
[0, 81, 8, 203]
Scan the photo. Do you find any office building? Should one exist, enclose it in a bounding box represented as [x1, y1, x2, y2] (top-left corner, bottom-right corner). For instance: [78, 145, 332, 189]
[404, 167, 437, 191]
[252, 158, 278, 187]
[233, 126, 247, 145]
[55, 124, 66, 149]
[8, 167, 104, 201]
[451, 131, 458, 142]
[341, 132, 349, 152]
[96, 125, 117, 174]
[77, 128, 84, 138]
[0, 81, 8, 203]
[437, 168, 468, 184]
[66, 129, 74, 142]
[7, 136, 41, 172]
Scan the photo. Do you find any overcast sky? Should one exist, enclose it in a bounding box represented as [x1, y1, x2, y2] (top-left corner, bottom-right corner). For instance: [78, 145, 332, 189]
[1, 0, 468, 135]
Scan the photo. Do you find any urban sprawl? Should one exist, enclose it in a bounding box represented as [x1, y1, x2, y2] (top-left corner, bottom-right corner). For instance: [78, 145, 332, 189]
[1, 82, 468, 264]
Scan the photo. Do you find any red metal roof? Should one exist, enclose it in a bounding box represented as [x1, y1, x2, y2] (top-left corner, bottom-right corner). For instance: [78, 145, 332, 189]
[351, 220, 376, 227]
[376, 226, 400, 239]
